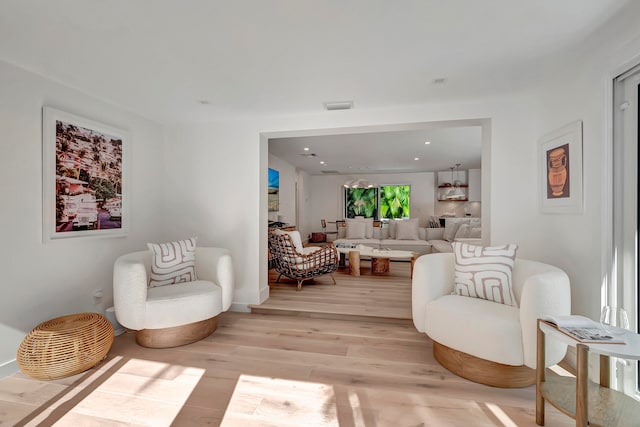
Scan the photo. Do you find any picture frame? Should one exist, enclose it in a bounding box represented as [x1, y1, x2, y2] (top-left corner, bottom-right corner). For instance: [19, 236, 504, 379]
[538, 120, 583, 214]
[43, 107, 129, 241]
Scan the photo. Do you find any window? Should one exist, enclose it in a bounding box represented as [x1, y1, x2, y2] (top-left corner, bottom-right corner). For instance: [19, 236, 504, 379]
[344, 187, 378, 218]
[343, 185, 411, 220]
[379, 185, 411, 219]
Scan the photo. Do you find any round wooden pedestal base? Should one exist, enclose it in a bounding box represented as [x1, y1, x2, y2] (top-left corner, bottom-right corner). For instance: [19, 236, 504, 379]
[433, 341, 535, 388]
[136, 317, 217, 348]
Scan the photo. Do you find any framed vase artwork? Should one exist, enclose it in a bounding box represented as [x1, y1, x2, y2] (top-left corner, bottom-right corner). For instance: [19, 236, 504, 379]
[42, 107, 129, 241]
[538, 120, 583, 214]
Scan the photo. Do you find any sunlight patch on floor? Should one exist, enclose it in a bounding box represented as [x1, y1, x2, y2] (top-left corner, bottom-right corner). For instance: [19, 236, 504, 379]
[220, 374, 338, 426]
[26, 357, 205, 427]
[483, 402, 518, 427]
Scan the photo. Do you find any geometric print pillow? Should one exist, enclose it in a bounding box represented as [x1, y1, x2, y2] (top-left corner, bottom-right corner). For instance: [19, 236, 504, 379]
[147, 237, 198, 287]
[452, 242, 518, 307]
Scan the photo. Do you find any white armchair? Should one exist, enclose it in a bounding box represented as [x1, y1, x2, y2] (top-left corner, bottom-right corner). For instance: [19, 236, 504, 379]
[412, 253, 570, 387]
[113, 247, 234, 348]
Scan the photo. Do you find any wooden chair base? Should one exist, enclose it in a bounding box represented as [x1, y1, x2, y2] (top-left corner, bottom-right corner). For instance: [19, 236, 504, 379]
[136, 317, 217, 348]
[433, 341, 535, 388]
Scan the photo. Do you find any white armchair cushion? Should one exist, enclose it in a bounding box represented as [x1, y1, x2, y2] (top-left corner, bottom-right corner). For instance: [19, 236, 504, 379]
[273, 229, 304, 252]
[453, 242, 518, 307]
[146, 280, 222, 329]
[147, 237, 197, 287]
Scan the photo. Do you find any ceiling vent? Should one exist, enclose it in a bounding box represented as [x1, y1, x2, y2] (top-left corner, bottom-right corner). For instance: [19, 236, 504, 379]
[321, 170, 340, 174]
[299, 153, 317, 158]
[323, 101, 354, 111]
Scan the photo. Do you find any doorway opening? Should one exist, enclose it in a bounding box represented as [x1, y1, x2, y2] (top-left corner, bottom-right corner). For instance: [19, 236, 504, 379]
[258, 118, 492, 311]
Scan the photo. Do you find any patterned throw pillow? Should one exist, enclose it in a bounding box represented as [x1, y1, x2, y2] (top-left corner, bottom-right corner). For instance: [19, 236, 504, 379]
[147, 237, 198, 287]
[452, 242, 518, 306]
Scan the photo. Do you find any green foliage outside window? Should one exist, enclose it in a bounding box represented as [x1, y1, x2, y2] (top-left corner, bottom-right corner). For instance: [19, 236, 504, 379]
[345, 188, 378, 218]
[380, 185, 410, 219]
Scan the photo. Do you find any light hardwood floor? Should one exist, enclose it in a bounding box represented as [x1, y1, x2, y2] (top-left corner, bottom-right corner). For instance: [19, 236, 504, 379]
[0, 261, 573, 426]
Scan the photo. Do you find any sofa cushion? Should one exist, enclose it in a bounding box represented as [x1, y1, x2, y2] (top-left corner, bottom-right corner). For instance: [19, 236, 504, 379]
[346, 217, 374, 238]
[442, 218, 469, 242]
[469, 226, 481, 238]
[454, 223, 470, 239]
[430, 240, 453, 253]
[147, 237, 198, 287]
[395, 219, 419, 240]
[346, 221, 366, 239]
[424, 294, 523, 366]
[453, 242, 518, 307]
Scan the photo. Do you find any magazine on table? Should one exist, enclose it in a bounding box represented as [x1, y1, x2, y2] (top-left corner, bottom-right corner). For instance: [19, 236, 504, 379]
[540, 314, 627, 344]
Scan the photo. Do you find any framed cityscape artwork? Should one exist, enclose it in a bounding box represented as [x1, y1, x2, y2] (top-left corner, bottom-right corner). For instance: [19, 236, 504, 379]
[42, 107, 129, 241]
[538, 120, 583, 214]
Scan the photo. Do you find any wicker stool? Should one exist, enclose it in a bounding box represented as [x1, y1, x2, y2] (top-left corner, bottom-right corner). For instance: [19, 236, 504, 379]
[17, 312, 114, 380]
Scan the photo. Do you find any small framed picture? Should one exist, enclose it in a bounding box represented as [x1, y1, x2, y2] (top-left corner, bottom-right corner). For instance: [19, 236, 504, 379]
[42, 107, 129, 241]
[538, 120, 583, 214]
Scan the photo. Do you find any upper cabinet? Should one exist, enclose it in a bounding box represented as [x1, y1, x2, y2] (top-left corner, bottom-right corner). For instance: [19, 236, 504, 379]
[468, 168, 481, 202]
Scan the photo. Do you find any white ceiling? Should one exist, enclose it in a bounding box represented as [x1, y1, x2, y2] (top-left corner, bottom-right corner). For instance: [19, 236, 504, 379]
[0, 0, 628, 123]
[0, 1, 629, 174]
[269, 125, 482, 175]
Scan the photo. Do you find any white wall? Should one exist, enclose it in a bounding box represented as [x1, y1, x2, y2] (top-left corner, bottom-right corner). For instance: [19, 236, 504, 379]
[308, 172, 436, 228]
[525, 2, 640, 320]
[164, 95, 549, 311]
[0, 61, 165, 375]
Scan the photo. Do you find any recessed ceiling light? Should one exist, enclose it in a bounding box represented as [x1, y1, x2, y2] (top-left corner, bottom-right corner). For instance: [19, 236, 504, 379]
[424, 141, 431, 145]
[432, 78, 447, 85]
[303, 147, 310, 151]
[414, 157, 420, 161]
[323, 101, 354, 111]
[320, 161, 325, 165]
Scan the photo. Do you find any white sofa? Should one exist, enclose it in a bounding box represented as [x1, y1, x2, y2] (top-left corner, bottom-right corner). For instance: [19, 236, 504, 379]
[427, 218, 482, 253]
[412, 252, 570, 387]
[113, 246, 234, 348]
[333, 218, 433, 255]
[333, 217, 483, 255]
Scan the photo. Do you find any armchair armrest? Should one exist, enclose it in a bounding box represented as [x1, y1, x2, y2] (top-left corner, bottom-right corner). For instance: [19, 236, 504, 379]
[196, 247, 235, 311]
[113, 251, 149, 330]
[411, 253, 454, 332]
[519, 268, 571, 368]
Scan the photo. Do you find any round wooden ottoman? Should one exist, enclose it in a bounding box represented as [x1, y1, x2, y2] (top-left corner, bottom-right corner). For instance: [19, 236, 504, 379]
[17, 312, 115, 380]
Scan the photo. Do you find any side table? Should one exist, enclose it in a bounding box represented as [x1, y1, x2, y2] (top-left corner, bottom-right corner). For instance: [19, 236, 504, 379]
[536, 319, 640, 426]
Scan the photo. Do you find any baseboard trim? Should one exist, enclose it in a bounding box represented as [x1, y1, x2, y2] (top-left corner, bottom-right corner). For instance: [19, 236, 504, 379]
[0, 360, 18, 379]
[230, 303, 251, 312]
[259, 285, 270, 303]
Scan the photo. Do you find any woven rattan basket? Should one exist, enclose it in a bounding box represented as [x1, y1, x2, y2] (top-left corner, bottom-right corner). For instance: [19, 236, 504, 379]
[17, 312, 115, 380]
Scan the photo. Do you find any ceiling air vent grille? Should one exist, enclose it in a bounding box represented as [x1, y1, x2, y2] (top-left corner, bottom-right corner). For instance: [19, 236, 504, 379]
[321, 170, 340, 174]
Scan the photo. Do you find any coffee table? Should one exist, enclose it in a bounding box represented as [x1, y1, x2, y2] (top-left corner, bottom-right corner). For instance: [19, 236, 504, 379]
[336, 245, 418, 277]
